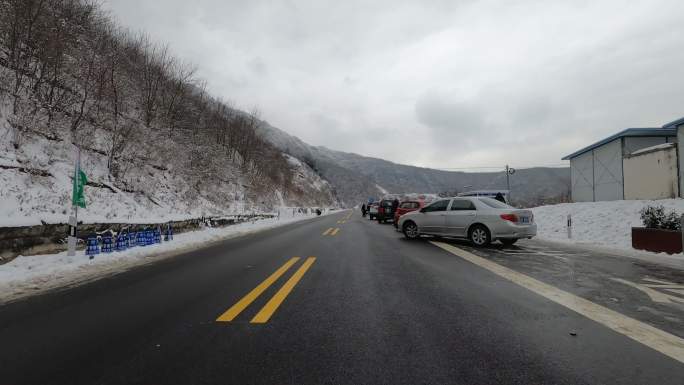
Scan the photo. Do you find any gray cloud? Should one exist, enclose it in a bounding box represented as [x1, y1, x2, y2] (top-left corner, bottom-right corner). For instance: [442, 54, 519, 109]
[309, 113, 340, 132]
[248, 57, 267, 75]
[103, 0, 684, 169]
[414, 92, 487, 150]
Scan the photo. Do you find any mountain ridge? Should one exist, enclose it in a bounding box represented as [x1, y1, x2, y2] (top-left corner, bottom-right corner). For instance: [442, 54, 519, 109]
[256, 120, 571, 206]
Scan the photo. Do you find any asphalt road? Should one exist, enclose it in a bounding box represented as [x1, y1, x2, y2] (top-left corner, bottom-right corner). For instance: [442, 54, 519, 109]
[1, 210, 683, 384]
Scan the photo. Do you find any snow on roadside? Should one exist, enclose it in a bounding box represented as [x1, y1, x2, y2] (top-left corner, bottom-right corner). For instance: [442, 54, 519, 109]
[0, 211, 336, 304]
[532, 199, 684, 252]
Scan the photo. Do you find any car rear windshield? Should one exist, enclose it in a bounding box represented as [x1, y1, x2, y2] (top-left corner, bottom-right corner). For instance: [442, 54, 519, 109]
[478, 197, 513, 209]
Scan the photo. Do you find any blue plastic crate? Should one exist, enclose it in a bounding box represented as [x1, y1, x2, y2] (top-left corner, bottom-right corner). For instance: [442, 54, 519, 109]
[115, 233, 128, 251]
[137, 230, 147, 246]
[101, 235, 113, 253]
[85, 236, 100, 256]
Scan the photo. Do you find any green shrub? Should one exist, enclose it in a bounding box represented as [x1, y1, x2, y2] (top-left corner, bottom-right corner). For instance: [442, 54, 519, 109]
[640, 205, 681, 230]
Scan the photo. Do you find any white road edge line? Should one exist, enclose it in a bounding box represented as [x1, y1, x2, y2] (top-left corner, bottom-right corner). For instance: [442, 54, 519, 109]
[430, 241, 684, 364]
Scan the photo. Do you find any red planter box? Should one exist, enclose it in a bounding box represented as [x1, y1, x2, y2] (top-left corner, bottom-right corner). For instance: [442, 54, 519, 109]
[632, 227, 682, 254]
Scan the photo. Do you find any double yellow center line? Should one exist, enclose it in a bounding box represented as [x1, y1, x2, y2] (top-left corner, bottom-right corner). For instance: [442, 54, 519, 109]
[331, 210, 353, 231]
[323, 227, 340, 236]
[337, 211, 354, 224]
[216, 257, 316, 324]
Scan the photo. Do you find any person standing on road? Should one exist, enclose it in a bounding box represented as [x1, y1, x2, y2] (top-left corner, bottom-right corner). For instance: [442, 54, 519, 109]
[392, 198, 399, 213]
[494, 192, 506, 203]
[361, 203, 367, 217]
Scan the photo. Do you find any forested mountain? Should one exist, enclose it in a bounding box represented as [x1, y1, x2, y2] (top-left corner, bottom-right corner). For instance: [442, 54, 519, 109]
[256, 121, 571, 206]
[0, 0, 336, 225]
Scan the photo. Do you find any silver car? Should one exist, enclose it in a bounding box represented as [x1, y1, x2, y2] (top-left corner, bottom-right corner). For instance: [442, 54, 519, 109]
[397, 197, 537, 246]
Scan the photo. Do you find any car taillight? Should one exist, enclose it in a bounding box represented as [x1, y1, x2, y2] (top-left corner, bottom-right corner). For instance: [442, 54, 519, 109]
[500, 214, 518, 222]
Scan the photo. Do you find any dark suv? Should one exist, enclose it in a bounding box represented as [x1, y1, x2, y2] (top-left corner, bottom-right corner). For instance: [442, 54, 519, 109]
[376, 199, 396, 224]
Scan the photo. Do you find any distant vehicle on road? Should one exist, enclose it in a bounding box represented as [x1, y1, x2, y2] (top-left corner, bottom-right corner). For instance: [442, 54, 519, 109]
[376, 199, 396, 224]
[368, 202, 379, 220]
[397, 197, 536, 246]
[393, 200, 425, 228]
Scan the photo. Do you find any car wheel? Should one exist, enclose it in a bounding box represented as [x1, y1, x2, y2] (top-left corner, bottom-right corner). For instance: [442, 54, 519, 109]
[469, 225, 491, 247]
[403, 221, 419, 240]
[500, 238, 518, 246]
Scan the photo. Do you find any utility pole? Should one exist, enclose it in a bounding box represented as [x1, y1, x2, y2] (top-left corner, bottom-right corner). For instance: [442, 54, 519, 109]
[505, 165, 510, 192]
[505, 165, 515, 202]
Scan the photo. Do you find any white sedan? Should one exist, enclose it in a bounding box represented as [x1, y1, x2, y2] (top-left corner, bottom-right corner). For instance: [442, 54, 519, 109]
[397, 196, 537, 246]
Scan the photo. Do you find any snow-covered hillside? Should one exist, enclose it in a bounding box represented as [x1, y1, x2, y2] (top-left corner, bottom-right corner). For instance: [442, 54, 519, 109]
[0, 109, 336, 227]
[532, 199, 684, 252]
[0, 118, 226, 226]
[284, 154, 337, 205]
[0, 0, 338, 228]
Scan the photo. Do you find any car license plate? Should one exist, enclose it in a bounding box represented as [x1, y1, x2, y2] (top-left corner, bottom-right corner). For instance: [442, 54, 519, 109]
[520, 217, 529, 223]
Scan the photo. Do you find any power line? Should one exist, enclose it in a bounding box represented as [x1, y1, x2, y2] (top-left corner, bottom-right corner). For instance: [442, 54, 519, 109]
[435, 163, 568, 171]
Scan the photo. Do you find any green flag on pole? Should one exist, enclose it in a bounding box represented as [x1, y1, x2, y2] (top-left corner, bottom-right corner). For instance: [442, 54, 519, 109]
[72, 169, 87, 208]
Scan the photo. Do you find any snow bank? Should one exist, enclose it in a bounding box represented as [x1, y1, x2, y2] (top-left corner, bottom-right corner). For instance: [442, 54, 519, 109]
[532, 199, 684, 251]
[0, 211, 334, 304]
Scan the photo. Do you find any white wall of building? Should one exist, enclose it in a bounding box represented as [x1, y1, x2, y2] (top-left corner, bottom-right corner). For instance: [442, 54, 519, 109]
[678, 127, 684, 198]
[570, 151, 594, 202]
[624, 145, 679, 200]
[593, 139, 624, 201]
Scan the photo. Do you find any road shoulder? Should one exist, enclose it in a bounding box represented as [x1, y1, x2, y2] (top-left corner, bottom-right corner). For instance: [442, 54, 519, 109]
[0, 213, 339, 305]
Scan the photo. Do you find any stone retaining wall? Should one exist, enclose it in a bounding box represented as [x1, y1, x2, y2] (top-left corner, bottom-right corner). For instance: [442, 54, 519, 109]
[0, 214, 274, 263]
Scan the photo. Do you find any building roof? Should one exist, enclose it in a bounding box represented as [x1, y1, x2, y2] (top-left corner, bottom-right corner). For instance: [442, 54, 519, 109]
[662, 116, 684, 129]
[562, 127, 676, 160]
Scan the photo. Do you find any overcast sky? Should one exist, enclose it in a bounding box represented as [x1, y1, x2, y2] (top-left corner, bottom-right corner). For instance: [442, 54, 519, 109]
[103, 0, 684, 170]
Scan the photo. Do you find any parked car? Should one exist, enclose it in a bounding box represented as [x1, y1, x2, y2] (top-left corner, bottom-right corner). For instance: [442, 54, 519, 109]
[376, 199, 397, 223]
[397, 197, 536, 246]
[368, 202, 379, 220]
[394, 200, 425, 228]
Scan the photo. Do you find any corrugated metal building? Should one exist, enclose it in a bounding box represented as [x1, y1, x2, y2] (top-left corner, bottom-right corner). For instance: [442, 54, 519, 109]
[562, 128, 677, 202]
[663, 117, 684, 196]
